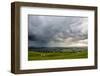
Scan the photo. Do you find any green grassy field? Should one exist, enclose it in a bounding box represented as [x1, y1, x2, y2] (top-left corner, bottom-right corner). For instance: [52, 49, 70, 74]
[28, 50, 88, 61]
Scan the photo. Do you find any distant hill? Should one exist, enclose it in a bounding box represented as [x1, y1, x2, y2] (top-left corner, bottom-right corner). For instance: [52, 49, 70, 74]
[28, 47, 87, 52]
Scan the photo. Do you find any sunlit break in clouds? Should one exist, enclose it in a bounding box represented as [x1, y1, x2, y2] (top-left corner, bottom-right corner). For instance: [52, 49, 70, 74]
[28, 15, 88, 47]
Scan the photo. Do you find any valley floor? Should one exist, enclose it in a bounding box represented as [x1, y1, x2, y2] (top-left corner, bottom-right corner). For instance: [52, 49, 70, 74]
[28, 50, 88, 60]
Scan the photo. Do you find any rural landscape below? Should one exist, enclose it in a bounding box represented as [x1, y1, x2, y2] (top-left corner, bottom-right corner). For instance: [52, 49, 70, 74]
[28, 47, 88, 60]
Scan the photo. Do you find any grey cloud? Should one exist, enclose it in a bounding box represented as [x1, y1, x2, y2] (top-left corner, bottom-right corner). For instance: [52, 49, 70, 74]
[28, 15, 88, 47]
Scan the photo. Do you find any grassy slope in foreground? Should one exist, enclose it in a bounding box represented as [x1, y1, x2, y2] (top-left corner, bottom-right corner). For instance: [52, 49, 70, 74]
[28, 50, 88, 61]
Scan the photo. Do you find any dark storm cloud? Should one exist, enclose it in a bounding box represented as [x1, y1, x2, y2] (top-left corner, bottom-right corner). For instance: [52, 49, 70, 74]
[28, 15, 88, 47]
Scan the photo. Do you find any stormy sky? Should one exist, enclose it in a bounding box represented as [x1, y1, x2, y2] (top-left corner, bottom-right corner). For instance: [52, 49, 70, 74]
[28, 15, 88, 47]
